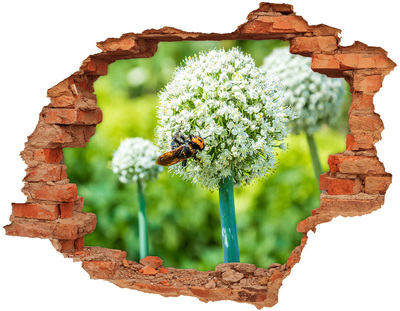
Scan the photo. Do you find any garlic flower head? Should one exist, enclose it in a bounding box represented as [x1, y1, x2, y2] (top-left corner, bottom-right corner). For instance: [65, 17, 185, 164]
[111, 137, 163, 184]
[263, 46, 346, 135]
[156, 47, 296, 191]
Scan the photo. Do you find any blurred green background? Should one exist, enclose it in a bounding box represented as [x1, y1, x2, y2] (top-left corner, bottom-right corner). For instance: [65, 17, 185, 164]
[64, 40, 350, 271]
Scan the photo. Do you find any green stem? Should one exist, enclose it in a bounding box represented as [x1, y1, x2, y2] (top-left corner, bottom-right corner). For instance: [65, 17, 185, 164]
[306, 133, 323, 185]
[218, 175, 240, 263]
[137, 180, 148, 259]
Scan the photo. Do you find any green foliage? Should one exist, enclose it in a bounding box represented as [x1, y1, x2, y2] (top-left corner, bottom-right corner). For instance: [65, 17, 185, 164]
[64, 40, 348, 271]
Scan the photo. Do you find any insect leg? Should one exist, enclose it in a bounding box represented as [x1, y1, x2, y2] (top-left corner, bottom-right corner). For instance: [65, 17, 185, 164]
[171, 136, 186, 149]
[181, 159, 187, 167]
[173, 121, 183, 137]
[180, 134, 189, 143]
[171, 122, 185, 149]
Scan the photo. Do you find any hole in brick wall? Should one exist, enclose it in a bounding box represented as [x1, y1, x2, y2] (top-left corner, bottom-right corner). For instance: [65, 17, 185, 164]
[6, 2, 395, 308]
[64, 39, 350, 271]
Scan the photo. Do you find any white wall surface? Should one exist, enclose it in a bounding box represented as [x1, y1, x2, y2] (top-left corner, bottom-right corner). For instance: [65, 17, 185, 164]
[1, 1, 399, 310]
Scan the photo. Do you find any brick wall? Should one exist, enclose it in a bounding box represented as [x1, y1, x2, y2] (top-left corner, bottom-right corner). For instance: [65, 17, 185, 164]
[4, 2, 396, 308]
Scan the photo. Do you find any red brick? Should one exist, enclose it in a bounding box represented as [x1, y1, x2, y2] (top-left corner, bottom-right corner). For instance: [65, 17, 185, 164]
[375, 54, 396, 69]
[139, 256, 163, 269]
[73, 196, 85, 212]
[122, 258, 130, 268]
[346, 133, 375, 150]
[320, 196, 384, 216]
[364, 176, 392, 194]
[346, 134, 356, 150]
[78, 109, 102, 125]
[97, 37, 138, 52]
[256, 3, 293, 14]
[24, 164, 67, 182]
[273, 16, 310, 32]
[33, 148, 64, 164]
[290, 36, 337, 56]
[269, 270, 283, 283]
[349, 114, 383, 134]
[139, 265, 158, 275]
[42, 108, 102, 125]
[328, 154, 385, 174]
[80, 57, 109, 76]
[42, 109, 75, 124]
[334, 53, 390, 70]
[47, 78, 73, 98]
[11, 203, 60, 220]
[77, 80, 94, 92]
[339, 41, 386, 54]
[60, 239, 75, 252]
[239, 15, 311, 34]
[30, 124, 96, 149]
[72, 92, 98, 110]
[29, 124, 72, 148]
[350, 93, 374, 112]
[312, 24, 341, 36]
[191, 286, 210, 298]
[327, 177, 361, 195]
[353, 74, 383, 95]
[311, 208, 320, 216]
[74, 236, 85, 250]
[319, 172, 329, 191]
[82, 261, 118, 279]
[296, 214, 334, 233]
[61, 125, 97, 148]
[60, 202, 74, 218]
[29, 183, 78, 202]
[301, 236, 308, 247]
[4, 212, 96, 240]
[286, 246, 302, 269]
[49, 95, 77, 108]
[311, 54, 342, 77]
[5, 219, 54, 238]
[296, 219, 308, 233]
[53, 212, 97, 240]
[159, 267, 169, 274]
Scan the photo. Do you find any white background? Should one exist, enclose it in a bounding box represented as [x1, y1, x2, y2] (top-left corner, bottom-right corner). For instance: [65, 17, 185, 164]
[1, 1, 399, 310]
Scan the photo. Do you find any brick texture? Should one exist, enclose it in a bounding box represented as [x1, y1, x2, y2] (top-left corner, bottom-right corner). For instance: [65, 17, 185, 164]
[24, 164, 68, 182]
[4, 212, 96, 240]
[364, 175, 392, 194]
[11, 203, 60, 220]
[33, 149, 64, 163]
[290, 36, 337, 56]
[28, 183, 78, 202]
[42, 108, 102, 125]
[328, 154, 385, 175]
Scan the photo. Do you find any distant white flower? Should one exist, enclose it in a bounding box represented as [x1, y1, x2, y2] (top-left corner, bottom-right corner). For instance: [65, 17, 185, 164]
[263, 47, 346, 134]
[156, 47, 296, 191]
[111, 137, 163, 184]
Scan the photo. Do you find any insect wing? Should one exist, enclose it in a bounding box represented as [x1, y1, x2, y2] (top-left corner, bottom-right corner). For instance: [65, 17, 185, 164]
[156, 147, 185, 166]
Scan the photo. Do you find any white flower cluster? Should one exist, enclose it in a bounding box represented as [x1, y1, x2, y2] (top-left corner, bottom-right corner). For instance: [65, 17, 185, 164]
[263, 47, 346, 135]
[156, 47, 297, 191]
[111, 137, 163, 184]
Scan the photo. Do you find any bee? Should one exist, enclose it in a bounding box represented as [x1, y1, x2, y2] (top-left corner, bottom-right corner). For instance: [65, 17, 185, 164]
[156, 122, 207, 167]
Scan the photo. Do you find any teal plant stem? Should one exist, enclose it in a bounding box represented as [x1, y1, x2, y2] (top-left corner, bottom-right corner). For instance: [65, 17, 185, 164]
[306, 133, 323, 185]
[218, 175, 240, 263]
[137, 180, 148, 259]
